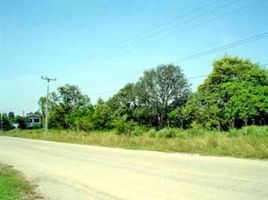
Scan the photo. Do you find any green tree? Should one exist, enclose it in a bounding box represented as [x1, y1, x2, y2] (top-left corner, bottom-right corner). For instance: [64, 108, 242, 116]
[15, 116, 27, 129]
[135, 64, 190, 127]
[8, 112, 15, 123]
[91, 98, 112, 130]
[1, 113, 13, 130]
[184, 56, 268, 130]
[39, 84, 93, 129]
[106, 83, 137, 123]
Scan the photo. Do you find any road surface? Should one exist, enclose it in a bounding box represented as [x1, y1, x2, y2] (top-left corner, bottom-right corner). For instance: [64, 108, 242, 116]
[0, 136, 267, 200]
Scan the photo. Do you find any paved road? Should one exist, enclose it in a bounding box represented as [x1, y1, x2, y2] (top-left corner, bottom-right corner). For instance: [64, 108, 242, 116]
[0, 136, 268, 200]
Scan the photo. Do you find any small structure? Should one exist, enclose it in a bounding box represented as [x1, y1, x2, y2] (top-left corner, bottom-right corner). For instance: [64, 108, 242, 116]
[12, 123, 19, 129]
[26, 114, 42, 128]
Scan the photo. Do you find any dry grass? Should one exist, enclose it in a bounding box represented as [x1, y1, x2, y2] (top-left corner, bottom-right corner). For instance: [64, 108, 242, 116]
[3, 126, 268, 159]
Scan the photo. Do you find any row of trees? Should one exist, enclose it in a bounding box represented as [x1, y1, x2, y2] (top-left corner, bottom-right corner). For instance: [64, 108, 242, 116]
[37, 56, 268, 132]
[0, 112, 28, 131]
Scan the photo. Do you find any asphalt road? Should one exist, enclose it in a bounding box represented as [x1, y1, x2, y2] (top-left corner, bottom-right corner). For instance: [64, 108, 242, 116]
[0, 136, 267, 200]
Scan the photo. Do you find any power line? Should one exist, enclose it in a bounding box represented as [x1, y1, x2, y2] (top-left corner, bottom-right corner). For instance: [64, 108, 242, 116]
[172, 32, 268, 63]
[92, 0, 262, 73]
[8, 60, 267, 114]
[7, 31, 268, 113]
[110, 0, 237, 53]
[99, 1, 226, 55]
[95, 0, 238, 63]
[86, 74, 209, 97]
[80, 31, 268, 91]
[108, 0, 258, 60]
[68, 0, 257, 91]
[110, 0, 225, 50]
[57, 0, 237, 80]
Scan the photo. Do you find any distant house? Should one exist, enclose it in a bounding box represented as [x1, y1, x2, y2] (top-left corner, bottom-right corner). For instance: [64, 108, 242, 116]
[12, 123, 19, 129]
[26, 114, 42, 128]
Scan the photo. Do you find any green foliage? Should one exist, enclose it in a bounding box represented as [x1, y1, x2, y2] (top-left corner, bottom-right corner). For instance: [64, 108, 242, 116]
[183, 92, 221, 129]
[39, 84, 94, 130]
[0, 164, 40, 200]
[106, 64, 191, 127]
[227, 126, 268, 137]
[135, 64, 191, 127]
[130, 126, 147, 136]
[184, 56, 268, 130]
[144, 128, 157, 138]
[167, 108, 184, 128]
[8, 112, 15, 124]
[35, 56, 268, 132]
[112, 115, 138, 135]
[14, 116, 27, 129]
[108, 83, 137, 118]
[157, 128, 177, 138]
[92, 99, 112, 130]
[65, 106, 94, 131]
[0, 113, 13, 131]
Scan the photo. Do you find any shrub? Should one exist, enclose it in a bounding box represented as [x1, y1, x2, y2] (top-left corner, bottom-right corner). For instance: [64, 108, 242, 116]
[112, 116, 138, 135]
[228, 126, 268, 137]
[144, 128, 157, 138]
[185, 125, 209, 136]
[157, 128, 177, 138]
[206, 137, 218, 148]
[130, 126, 146, 136]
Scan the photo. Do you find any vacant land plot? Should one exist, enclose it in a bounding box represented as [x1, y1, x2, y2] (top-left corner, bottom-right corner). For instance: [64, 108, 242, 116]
[4, 126, 268, 159]
[1, 136, 268, 200]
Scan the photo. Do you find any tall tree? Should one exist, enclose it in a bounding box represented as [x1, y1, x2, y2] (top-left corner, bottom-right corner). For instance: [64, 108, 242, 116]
[91, 98, 112, 130]
[107, 83, 137, 119]
[1, 113, 13, 130]
[39, 84, 93, 129]
[135, 64, 191, 127]
[184, 56, 268, 129]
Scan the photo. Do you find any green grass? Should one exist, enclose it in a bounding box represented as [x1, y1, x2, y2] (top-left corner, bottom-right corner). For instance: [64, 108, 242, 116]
[0, 164, 42, 200]
[3, 126, 268, 159]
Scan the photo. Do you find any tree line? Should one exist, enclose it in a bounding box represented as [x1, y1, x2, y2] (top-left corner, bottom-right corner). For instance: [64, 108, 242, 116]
[2, 56, 268, 132]
[0, 112, 27, 131]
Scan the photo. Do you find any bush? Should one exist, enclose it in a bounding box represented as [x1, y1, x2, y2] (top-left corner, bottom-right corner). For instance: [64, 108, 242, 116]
[227, 126, 268, 137]
[168, 108, 184, 127]
[32, 124, 42, 129]
[144, 128, 157, 138]
[206, 136, 219, 148]
[157, 128, 177, 138]
[184, 125, 209, 136]
[76, 117, 93, 132]
[112, 116, 138, 135]
[130, 126, 146, 136]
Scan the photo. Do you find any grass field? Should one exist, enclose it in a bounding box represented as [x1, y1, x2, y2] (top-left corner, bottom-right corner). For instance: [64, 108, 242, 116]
[0, 164, 41, 200]
[3, 126, 268, 159]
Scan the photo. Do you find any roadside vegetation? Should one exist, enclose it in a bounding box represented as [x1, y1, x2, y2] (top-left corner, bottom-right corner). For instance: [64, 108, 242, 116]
[5, 126, 268, 159]
[1, 56, 268, 159]
[0, 164, 42, 200]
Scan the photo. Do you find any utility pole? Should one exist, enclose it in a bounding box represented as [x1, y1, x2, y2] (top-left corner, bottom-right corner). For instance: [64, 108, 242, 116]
[41, 76, 56, 133]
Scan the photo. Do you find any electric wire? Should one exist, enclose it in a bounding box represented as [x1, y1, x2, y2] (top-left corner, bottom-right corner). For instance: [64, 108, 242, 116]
[56, 0, 237, 80]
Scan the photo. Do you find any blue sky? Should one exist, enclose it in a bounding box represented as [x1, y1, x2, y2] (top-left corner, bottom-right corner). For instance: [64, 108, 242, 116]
[1, 0, 268, 115]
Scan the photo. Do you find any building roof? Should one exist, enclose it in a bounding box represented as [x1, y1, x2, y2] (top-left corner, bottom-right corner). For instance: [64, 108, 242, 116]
[26, 114, 42, 118]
